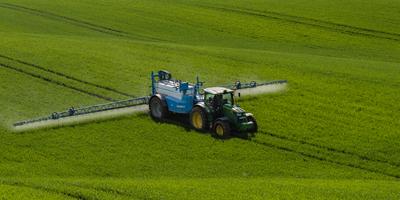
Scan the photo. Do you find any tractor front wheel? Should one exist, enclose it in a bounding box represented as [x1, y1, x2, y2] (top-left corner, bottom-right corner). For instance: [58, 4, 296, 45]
[190, 106, 208, 131]
[213, 120, 231, 139]
[149, 96, 168, 121]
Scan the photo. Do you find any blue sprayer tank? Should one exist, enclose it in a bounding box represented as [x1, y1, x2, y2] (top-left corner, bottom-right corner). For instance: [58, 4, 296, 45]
[151, 70, 203, 114]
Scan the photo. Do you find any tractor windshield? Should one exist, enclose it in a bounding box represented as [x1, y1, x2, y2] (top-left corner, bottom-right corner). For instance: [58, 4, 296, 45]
[205, 92, 234, 109]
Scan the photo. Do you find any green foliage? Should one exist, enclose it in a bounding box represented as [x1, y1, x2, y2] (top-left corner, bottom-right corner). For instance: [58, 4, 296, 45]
[1, 178, 400, 200]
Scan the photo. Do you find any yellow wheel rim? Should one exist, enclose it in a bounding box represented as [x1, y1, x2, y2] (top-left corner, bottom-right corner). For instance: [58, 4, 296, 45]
[216, 125, 224, 136]
[192, 111, 203, 129]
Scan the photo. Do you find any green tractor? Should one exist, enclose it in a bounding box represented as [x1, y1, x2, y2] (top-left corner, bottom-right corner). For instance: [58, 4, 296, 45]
[190, 87, 257, 138]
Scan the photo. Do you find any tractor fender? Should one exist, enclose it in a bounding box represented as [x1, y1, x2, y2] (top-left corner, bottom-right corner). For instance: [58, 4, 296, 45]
[215, 117, 229, 123]
[245, 113, 254, 117]
[194, 102, 206, 109]
[193, 102, 211, 114]
[212, 117, 230, 132]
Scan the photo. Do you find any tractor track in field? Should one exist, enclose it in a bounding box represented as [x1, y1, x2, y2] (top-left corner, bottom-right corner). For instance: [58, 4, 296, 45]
[65, 183, 135, 199]
[252, 139, 400, 179]
[250, 132, 400, 179]
[200, 4, 400, 42]
[0, 3, 163, 42]
[2, 179, 132, 199]
[0, 54, 135, 98]
[261, 131, 400, 169]
[0, 62, 115, 101]
[0, 181, 88, 200]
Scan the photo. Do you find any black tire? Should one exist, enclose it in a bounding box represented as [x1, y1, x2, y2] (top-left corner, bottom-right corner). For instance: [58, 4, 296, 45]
[213, 120, 231, 138]
[149, 96, 168, 120]
[190, 106, 208, 131]
[247, 115, 258, 133]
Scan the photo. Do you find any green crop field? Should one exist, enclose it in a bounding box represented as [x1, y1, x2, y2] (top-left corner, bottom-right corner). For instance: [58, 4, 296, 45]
[0, 0, 399, 199]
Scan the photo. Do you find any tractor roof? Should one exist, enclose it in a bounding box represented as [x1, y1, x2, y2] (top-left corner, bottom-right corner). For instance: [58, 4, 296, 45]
[204, 87, 233, 95]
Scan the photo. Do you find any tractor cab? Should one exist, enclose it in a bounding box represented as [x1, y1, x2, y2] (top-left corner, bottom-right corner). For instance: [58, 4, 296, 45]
[203, 87, 234, 115]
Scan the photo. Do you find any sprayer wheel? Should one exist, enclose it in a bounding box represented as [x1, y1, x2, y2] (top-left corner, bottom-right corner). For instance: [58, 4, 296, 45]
[149, 96, 168, 120]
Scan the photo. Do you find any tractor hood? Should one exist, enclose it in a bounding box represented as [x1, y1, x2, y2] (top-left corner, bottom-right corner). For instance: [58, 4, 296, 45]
[232, 106, 245, 113]
[224, 104, 246, 114]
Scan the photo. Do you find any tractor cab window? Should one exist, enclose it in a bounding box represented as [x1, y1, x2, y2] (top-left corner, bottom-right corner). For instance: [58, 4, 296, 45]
[222, 92, 234, 105]
[205, 92, 233, 111]
[205, 93, 215, 106]
[205, 93, 222, 111]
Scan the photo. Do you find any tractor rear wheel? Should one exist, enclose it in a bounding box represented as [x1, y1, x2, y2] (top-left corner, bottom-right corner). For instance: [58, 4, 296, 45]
[213, 120, 231, 139]
[190, 106, 208, 131]
[149, 96, 168, 120]
[247, 115, 258, 133]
